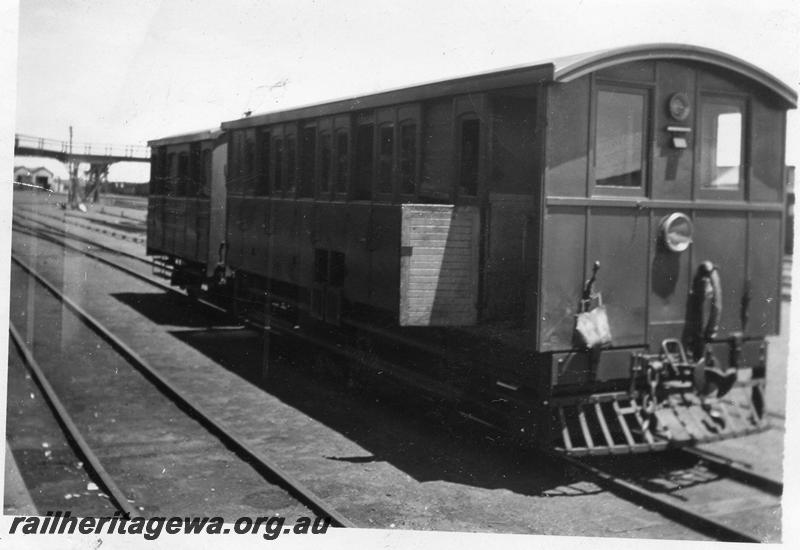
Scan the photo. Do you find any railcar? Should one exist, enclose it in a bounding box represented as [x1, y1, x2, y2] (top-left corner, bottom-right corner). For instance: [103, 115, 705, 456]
[147, 44, 796, 455]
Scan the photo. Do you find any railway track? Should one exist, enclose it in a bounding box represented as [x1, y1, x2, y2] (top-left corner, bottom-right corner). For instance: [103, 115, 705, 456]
[12, 211, 153, 268]
[8, 250, 353, 526]
[681, 446, 783, 496]
[13, 203, 146, 243]
[557, 450, 782, 542]
[11, 218, 237, 333]
[9, 324, 142, 517]
[10, 212, 785, 540]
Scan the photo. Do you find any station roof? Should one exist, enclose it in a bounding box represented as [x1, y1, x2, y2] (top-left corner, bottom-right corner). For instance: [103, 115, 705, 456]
[14, 165, 53, 176]
[222, 43, 796, 131]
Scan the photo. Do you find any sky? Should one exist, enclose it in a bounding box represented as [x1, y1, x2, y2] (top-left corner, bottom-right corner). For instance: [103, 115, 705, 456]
[10, 0, 800, 183]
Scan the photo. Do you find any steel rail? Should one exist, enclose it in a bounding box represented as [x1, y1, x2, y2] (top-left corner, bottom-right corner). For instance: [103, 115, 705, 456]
[14, 213, 783, 536]
[13, 220, 472, 410]
[10, 253, 355, 528]
[13, 222, 168, 289]
[13, 208, 150, 258]
[13, 215, 234, 318]
[11, 222, 231, 319]
[553, 452, 764, 543]
[681, 447, 783, 496]
[12, 210, 149, 256]
[13, 221, 466, 408]
[8, 323, 139, 517]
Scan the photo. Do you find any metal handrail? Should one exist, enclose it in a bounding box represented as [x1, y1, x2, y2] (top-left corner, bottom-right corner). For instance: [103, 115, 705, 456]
[15, 133, 150, 159]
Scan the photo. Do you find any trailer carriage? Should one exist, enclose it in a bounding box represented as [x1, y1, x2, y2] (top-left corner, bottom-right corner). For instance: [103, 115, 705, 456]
[147, 129, 227, 286]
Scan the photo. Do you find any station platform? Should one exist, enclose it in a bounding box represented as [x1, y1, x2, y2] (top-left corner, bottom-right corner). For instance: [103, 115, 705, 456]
[3, 442, 37, 516]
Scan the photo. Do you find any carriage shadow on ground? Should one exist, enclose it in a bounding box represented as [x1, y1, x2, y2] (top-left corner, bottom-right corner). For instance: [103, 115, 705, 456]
[110, 290, 605, 498]
[110, 289, 777, 502]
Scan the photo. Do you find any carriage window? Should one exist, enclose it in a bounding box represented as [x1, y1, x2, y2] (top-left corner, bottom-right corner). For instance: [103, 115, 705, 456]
[700, 98, 743, 188]
[459, 117, 480, 196]
[158, 146, 168, 177]
[378, 124, 394, 194]
[153, 146, 169, 194]
[595, 89, 645, 187]
[355, 124, 374, 200]
[201, 149, 212, 197]
[320, 132, 332, 194]
[329, 251, 346, 287]
[286, 135, 297, 194]
[230, 131, 242, 179]
[243, 129, 256, 177]
[335, 130, 349, 194]
[400, 122, 417, 195]
[177, 152, 189, 196]
[258, 131, 270, 195]
[168, 152, 176, 175]
[274, 137, 284, 193]
[190, 142, 203, 196]
[314, 248, 329, 283]
[299, 127, 316, 197]
[162, 153, 172, 195]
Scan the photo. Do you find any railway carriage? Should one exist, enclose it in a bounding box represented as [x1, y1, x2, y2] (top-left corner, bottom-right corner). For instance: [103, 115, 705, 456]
[147, 129, 227, 288]
[147, 44, 796, 455]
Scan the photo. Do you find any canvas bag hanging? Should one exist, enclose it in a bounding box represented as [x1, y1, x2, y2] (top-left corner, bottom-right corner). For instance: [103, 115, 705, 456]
[574, 293, 612, 349]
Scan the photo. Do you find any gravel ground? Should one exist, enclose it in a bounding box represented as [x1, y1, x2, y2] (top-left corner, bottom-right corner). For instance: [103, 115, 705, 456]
[8, 190, 793, 540]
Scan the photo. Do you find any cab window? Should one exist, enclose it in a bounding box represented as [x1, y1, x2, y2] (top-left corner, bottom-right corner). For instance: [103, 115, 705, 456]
[594, 88, 647, 188]
[700, 96, 744, 189]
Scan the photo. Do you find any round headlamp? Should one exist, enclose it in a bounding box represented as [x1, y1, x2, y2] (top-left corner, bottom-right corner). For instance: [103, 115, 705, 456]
[659, 212, 693, 253]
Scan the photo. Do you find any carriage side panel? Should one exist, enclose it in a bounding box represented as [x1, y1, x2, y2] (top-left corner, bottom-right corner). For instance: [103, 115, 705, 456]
[420, 99, 454, 200]
[369, 204, 402, 314]
[750, 96, 786, 203]
[747, 212, 782, 336]
[539, 205, 585, 350]
[543, 76, 590, 198]
[483, 93, 539, 322]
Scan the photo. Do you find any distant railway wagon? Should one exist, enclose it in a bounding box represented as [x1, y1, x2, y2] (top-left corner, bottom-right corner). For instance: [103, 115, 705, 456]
[147, 44, 796, 455]
[148, 130, 227, 285]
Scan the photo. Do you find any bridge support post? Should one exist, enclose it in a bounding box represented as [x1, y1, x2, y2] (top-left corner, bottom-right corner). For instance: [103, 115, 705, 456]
[67, 161, 80, 207]
[85, 163, 109, 204]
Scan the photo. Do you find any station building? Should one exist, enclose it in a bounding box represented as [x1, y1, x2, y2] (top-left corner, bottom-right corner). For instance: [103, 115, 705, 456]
[14, 165, 55, 190]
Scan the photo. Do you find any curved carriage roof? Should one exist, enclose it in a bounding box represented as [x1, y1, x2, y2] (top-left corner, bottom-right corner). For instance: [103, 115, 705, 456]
[552, 43, 797, 106]
[148, 128, 223, 148]
[222, 43, 796, 130]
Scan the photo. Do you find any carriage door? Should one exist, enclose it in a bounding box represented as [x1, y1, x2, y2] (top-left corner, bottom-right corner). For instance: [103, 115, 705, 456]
[646, 64, 697, 348]
[648, 64, 752, 349]
[311, 248, 344, 325]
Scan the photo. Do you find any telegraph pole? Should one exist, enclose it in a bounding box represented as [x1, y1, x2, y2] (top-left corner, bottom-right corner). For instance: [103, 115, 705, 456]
[67, 126, 76, 207]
